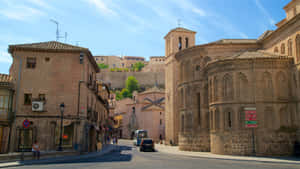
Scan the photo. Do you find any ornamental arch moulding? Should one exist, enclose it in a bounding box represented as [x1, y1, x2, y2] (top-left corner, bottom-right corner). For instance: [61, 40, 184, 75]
[237, 72, 249, 100]
[222, 73, 234, 100]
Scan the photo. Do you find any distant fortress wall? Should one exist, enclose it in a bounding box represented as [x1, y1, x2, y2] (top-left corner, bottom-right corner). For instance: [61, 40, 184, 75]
[97, 72, 165, 89]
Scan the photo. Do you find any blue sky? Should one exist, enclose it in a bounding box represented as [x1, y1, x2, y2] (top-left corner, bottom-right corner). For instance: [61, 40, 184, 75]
[0, 0, 289, 74]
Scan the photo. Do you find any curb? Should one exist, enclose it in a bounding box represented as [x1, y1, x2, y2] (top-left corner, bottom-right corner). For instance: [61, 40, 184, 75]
[0, 145, 117, 168]
[155, 146, 300, 165]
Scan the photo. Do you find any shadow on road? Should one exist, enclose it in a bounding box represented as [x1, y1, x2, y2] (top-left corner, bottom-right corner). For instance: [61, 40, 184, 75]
[26, 145, 133, 166]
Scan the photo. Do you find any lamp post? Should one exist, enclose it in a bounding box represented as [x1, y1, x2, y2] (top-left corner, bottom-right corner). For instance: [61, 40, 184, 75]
[58, 103, 65, 151]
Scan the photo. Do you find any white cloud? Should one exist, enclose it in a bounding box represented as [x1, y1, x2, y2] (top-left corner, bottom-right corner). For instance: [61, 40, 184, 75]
[254, 0, 275, 25]
[86, 0, 118, 17]
[0, 0, 46, 22]
[0, 51, 12, 63]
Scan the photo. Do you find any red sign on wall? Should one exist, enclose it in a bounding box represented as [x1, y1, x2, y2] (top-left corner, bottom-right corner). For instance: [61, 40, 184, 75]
[245, 108, 257, 128]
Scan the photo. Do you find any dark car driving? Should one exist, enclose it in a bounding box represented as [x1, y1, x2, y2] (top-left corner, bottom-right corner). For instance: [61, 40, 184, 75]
[140, 138, 155, 152]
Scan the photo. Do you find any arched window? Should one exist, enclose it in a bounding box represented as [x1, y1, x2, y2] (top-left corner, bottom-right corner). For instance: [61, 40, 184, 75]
[281, 43, 285, 54]
[180, 88, 184, 108]
[181, 114, 185, 132]
[209, 79, 213, 102]
[215, 109, 220, 130]
[185, 37, 189, 48]
[179, 37, 182, 50]
[288, 39, 293, 56]
[276, 71, 288, 98]
[262, 72, 273, 98]
[210, 111, 213, 129]
[197, 92, 201, 126]
[227, 111, 232, 129]
[237, 73, 248, 99]
[213, 76, 218, 101]
[274, 47, 279, 53]
[223, 74, 234, 100]
[296, 35, 300, 62]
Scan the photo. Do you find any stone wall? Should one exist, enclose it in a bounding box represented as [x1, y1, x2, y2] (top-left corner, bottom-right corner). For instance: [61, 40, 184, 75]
[179, 131, 210, 152]
[97, 72, 165, 89]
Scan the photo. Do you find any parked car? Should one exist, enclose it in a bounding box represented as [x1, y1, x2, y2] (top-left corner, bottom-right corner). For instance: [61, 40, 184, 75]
[140, 138, 155, 152]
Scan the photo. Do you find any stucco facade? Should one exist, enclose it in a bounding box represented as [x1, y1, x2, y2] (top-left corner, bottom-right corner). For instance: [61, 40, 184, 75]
[8, 41, 110, 152]
[165, 0, 300, 156]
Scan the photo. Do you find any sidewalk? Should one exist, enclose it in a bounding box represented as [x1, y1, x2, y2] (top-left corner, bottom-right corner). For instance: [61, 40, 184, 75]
[155, 144, 300, 164]
[0, 144, 117, 168]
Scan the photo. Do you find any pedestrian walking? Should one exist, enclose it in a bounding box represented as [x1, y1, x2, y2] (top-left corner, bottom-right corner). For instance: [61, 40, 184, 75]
[32, 141, 40, 160]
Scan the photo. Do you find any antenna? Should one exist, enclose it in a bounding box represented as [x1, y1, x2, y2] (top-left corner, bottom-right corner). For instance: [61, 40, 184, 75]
[50, 19, 59, 41]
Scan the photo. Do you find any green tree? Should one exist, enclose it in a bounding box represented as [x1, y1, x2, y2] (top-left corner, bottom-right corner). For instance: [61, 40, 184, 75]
[125, 76, 139, 94]
[98, 63, 109, 69]
[115, 90, 123, 101]
[120, 88, 131, 98]
[133, 62, 145, 71]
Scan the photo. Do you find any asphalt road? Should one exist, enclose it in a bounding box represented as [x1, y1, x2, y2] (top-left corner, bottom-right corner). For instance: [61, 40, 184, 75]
[10, 140, 300, 169]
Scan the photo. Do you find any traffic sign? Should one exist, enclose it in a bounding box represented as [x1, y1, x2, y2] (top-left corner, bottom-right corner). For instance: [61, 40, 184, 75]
[245, 108, 257, 128]
[23, 119, 30, 128]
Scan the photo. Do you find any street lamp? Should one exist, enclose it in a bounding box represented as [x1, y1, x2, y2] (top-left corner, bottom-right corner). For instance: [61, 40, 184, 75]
[58, 103, 65, 151]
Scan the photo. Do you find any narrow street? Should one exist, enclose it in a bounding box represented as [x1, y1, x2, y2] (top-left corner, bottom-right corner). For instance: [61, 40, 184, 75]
[9, 140, 300, 169]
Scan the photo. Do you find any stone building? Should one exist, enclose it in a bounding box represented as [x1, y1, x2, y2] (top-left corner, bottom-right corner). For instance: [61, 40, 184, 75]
[142, 56, 165, 72]
[114, 87, 165, 141]
[8, 41, 110, 152]
[94, 55, 122, 70]
[94, 55, 146, 70]
[0, 74, 14, 153]
[165, 0, 300, 156]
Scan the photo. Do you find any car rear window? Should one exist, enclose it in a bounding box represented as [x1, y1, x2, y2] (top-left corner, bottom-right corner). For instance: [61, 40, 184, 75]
[143, 140, 153, 144]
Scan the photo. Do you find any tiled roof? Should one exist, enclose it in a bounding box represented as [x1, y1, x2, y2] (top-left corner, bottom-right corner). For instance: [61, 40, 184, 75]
[0, 74, 12, 83]
[169, 27, 196, 33]
[214, 39, 257, 44]
[9, 41, 88, 53]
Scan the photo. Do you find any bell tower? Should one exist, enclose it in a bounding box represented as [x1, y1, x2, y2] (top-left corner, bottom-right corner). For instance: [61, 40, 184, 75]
[164, 27, 196, 145]
[164, 27, 196, 57]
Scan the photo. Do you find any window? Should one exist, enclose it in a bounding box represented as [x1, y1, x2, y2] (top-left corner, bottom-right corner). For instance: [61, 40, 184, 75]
[181, 114, 184, 132]
[227, 111, 232, 129]
[185, 37, 189, 48]
[26, 57, 36, 68]
[274, 47, 279, 53]
[160, 119, 162, 125]
[179, 37, 182, 50]
[0, 95, 9, 114]
[281, 43, 285, 54]
[160, 112, 162, 115]
[24, 94, 32, 105]
[45, 57, 50, 62]
[296, 35, 300, 62]
[196, 65, 200, 71]
[288, 39, 293, 56]
[113, 64, 116, 68]
[197, 93, 201, 125]
[39, 94, 46, 101]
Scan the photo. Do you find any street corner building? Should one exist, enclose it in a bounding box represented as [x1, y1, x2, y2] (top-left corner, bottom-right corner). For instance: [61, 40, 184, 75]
[114, 87, 165, 142]
[165, 0, 300, 156]
[7, 41, 110, 153]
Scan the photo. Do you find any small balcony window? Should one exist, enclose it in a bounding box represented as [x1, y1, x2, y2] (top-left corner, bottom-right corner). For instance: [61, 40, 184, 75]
[26, 57, 36, 69]
[24, 94, 32, 105]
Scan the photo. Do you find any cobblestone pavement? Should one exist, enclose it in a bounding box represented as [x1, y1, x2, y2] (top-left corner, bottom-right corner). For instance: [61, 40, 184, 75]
[8, 140, 300, 169]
